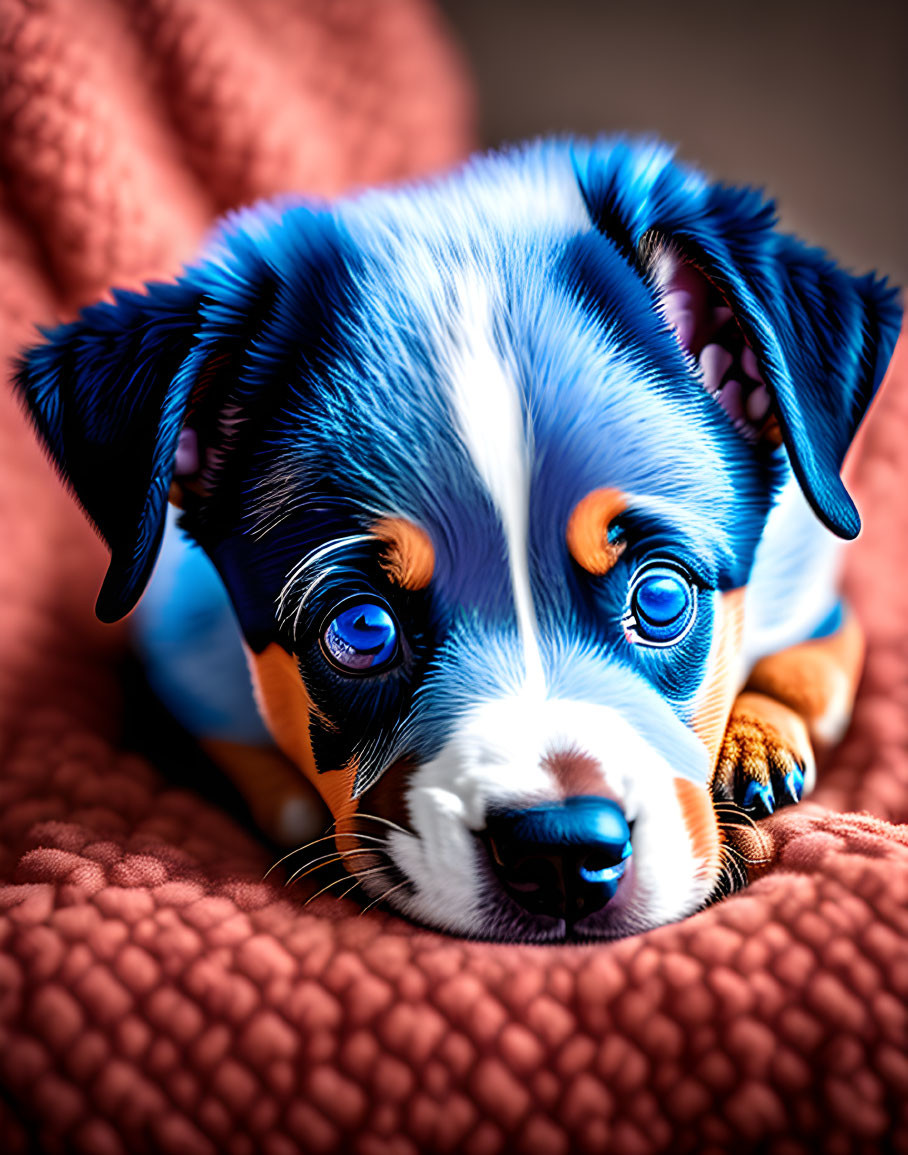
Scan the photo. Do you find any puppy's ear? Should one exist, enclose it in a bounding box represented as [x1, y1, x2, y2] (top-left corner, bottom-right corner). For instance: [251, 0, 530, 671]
[16, 200, 346, 624]
[15, 281, 211, 621]
[574, 139, 903, 539]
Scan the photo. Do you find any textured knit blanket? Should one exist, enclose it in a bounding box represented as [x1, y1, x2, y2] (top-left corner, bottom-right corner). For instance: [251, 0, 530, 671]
[0, 3, 906, 1154]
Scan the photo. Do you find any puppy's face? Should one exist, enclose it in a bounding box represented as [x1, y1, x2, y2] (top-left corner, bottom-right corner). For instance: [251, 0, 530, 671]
[17, 140, 901, 940]
[234, 230, 768, 941]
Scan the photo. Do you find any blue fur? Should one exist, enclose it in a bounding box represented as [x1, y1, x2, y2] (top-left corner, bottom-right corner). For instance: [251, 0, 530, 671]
[19, 138, 898, 620]
[134, 509, 270, 743]
[14, 137, 902, 792]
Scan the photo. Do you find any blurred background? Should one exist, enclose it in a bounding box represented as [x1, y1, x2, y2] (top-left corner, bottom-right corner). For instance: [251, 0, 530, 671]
[440, 0, 907, 286]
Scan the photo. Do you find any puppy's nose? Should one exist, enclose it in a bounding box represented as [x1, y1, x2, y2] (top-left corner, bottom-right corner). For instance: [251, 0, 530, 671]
[483, 796, 631, 924]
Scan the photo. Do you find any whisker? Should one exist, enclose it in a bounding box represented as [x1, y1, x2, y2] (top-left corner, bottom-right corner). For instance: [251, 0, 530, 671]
[316, 812, 410, 839]
[341, 863, 398, 901]
[716, 816, 764, 838]
[346, 811, 410, 836]
[717, 841, 771, 867]
[336, 874, 371, 903]
[712, 803, 762, 834]
[715, 849, 745, 895]
[277, 534, 373, 636]
[723, 866, 744, 892]
[719, 838, 754, 858]
[263, 831, 388, 878]
[302, 865, 391, 908]
[359, 879, 411, 916]
[717, 819, 768, 850]
[284, 851, 345, 884]
[285, 846, 385, 886]
[716, 826, 771, 863]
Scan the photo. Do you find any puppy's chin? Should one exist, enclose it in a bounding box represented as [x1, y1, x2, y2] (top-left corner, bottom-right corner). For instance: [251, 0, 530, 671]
[357, 855, 716, 943]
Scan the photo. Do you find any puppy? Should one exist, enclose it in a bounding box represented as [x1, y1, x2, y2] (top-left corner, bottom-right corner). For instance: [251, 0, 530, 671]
[16, 138, 901, 941]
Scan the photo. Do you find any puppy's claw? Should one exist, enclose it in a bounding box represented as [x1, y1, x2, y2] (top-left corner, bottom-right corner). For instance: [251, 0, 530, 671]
[782, 766, 805, 805]
[739, 762, 804, 816]
[741, 778, 775, 816]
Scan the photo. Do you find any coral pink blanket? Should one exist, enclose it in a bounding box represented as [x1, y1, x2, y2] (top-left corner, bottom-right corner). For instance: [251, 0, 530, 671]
[0, 3, 905, 1152]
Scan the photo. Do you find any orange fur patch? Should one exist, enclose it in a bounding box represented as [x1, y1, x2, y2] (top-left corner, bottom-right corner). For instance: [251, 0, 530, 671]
[566, 488, 627, 575]
[745, 611, 864, 738]
[373, 517, 435, 590]
[674, 777, 720, 876]
[199, 738, 320, 839]
[245, 643, 357, 823]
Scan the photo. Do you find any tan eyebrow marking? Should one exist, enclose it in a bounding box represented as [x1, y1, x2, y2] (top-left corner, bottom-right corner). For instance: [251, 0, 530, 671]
[566, 488, 627, 575]
[372, 517, 435, 591]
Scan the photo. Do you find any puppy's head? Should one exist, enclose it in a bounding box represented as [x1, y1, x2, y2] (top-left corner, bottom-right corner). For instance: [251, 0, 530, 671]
[16, 140, 901, 940]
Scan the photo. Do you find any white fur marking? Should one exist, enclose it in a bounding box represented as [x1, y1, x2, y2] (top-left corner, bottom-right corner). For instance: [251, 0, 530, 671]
[390, 693, 712, 937]
[447, 276, 546, 693]
[743, 477, 843, 668]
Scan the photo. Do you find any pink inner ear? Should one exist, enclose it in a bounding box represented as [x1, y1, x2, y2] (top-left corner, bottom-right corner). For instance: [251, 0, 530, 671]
[656, 253, 772, 442]
[174, 427, 200, 476]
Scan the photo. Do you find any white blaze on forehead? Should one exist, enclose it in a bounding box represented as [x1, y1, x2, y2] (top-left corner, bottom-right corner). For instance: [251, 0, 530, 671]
[445, 273, 546, 693]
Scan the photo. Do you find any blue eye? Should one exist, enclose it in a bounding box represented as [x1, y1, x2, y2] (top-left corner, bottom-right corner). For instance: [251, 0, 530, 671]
[321, 599, 399, 673]
[626, 564, 696, 646]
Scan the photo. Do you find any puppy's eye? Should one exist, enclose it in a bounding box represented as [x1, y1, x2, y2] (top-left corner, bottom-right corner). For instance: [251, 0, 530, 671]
[624, 563, 697, 646]
[321, 598, 399, 674]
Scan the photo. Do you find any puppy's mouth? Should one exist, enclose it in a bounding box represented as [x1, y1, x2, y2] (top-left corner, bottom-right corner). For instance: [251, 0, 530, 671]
[471, 851, 639, 945]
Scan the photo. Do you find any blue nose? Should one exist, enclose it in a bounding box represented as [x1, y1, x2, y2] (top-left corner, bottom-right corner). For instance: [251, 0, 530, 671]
[483, 796, 632, 925]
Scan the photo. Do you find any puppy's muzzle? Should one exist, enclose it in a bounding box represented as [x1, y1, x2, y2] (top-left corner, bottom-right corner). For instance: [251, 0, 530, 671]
[483, 796, 632, 925]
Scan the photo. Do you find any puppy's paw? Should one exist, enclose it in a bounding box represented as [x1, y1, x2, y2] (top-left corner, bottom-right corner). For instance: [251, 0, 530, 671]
[712, 691, 814, 817]
[201, 738, 329, 846]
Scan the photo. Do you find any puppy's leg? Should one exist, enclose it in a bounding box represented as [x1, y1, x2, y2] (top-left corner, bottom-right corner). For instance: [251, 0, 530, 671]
[200, 738, 328, 846]
[713, 608, 864, 814]
[134, 509, 328, 846]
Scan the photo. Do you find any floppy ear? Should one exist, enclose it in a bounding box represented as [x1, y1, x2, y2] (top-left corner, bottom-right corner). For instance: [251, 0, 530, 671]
[15, 282, 209, 621]
[14, 209, 286, 623]
[574, 138, 903, 539]
[15, 199, 349, 624]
